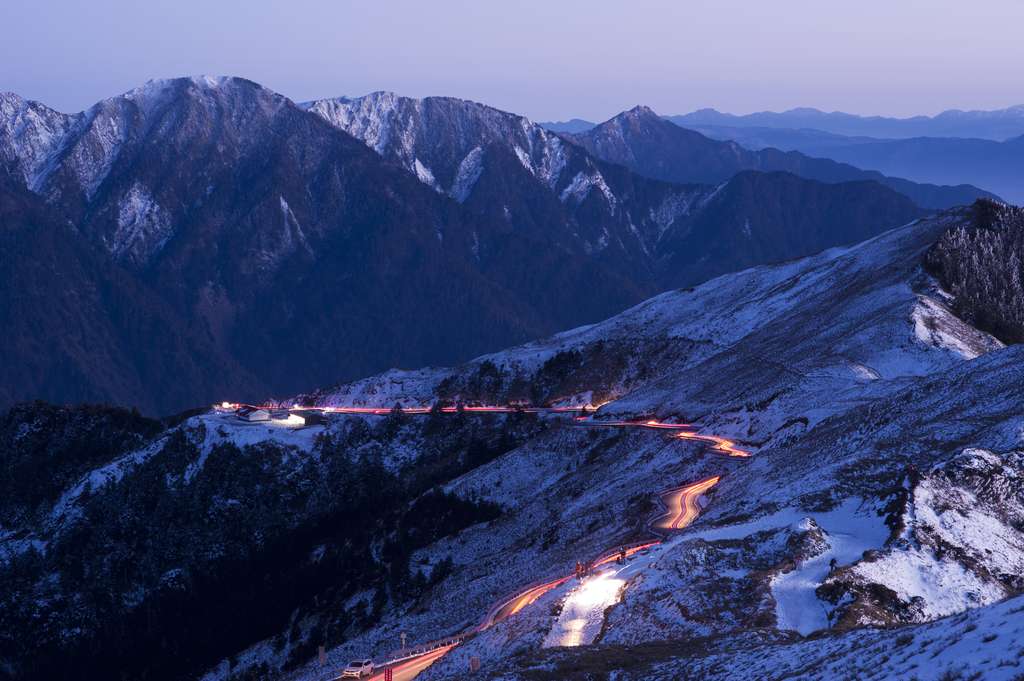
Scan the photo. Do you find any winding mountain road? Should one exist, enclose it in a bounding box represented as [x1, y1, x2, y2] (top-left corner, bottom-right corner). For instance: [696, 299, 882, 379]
[366, 645, 456, 681]
[657, 476, 722, 530]
[221, 401, 747, 680]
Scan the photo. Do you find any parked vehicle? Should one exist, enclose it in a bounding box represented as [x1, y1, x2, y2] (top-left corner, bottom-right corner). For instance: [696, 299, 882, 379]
[341, 659, 374, 678]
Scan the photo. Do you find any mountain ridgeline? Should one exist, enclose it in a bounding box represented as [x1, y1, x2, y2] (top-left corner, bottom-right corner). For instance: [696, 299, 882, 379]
[685, 124, 1024, 205]
[545, 104, 1024, 141]
[566, 106, 997, 209]
[667, 104, 1024, 140]
[0, 78, 992, 413]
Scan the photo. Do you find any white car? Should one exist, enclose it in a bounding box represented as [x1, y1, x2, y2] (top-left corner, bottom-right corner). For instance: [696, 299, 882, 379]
[341, 659, 375, 678]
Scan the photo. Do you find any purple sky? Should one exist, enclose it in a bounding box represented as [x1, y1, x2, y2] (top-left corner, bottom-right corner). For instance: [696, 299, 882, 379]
[4, 0, 1023, 120]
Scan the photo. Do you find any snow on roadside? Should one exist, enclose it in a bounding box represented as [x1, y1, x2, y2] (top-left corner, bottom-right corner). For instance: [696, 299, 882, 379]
[187, 412, 323, 481]
[543, 570, 625, 648]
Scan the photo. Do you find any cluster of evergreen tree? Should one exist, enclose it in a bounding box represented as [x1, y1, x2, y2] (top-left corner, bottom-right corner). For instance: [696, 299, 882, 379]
[0, 403, 544, 681]
[433, 342, 633, 408]
[925, 199, 1024, 344]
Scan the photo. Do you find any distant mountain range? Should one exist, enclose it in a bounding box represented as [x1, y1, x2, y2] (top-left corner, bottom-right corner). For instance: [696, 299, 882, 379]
[686, 125, 1024, 204]
[564, 106, 995, 209]
[537, 118, 596, 134]
[544, 105, 1019, 203]
[0, 79, 994, 413]
[667, 105, 1024, 141]
[541, 104, 1024, 141]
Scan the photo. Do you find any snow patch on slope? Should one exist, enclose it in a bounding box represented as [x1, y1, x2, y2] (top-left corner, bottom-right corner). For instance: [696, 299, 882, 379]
[912, 293, 1002, 359]
[49, 434, 174, 530]
[414, 158, 441, 192]
[559, 171, 617, 211]
[110, 182, 173, 264]
[854, 547, 1003, 620]
[649, 190, 702, 238]
[0, 92, 74, 191]
[451, 146, 484, 202]
[770, 499, 890, 635]
[848, 458, 1024, 621]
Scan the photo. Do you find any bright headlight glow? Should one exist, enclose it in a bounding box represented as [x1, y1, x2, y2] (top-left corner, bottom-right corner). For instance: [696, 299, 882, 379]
[574, 572, 625, 608]
[548, 571, 625, 647]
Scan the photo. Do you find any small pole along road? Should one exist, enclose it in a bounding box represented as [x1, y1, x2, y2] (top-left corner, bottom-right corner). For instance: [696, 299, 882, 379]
[215, 401, 750, 681]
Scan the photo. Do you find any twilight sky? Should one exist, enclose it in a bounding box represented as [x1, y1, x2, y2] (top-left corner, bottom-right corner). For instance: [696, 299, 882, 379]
[4, 0, 1023, 120]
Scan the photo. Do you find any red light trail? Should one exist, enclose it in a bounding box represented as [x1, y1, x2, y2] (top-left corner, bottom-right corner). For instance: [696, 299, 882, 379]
[223, 398, 747, 680]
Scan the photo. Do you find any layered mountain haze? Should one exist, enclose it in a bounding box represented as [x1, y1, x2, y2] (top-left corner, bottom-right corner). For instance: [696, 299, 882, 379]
[691, 125, 1024, 204]
[544, 104, 1024, 142]
[568, 106, 997, 209]
[669, 104, 1024, 140]
[536, 118, 595, 134]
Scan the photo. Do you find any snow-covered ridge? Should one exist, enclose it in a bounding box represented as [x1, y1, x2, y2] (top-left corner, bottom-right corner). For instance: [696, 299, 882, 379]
[303, 90, 572, 201]
[110, 182, 172, 264]
[0, 76, 299, 265]
[0, 91, 75, 190]
[315, 212, 996, 415]
[1, 76, 286, 203]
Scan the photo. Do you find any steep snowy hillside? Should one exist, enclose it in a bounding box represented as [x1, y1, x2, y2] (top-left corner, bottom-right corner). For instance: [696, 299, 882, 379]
[0, 401, 550, 680]
[313, 207, 999, 443]
[262, 207, 1020, 681]
[925, 199, 1024, 343]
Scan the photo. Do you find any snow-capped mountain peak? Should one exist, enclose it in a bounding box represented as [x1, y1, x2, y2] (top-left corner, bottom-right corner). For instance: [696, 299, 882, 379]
[304, 90, 571, 199]
[0, 91, 75, 191]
